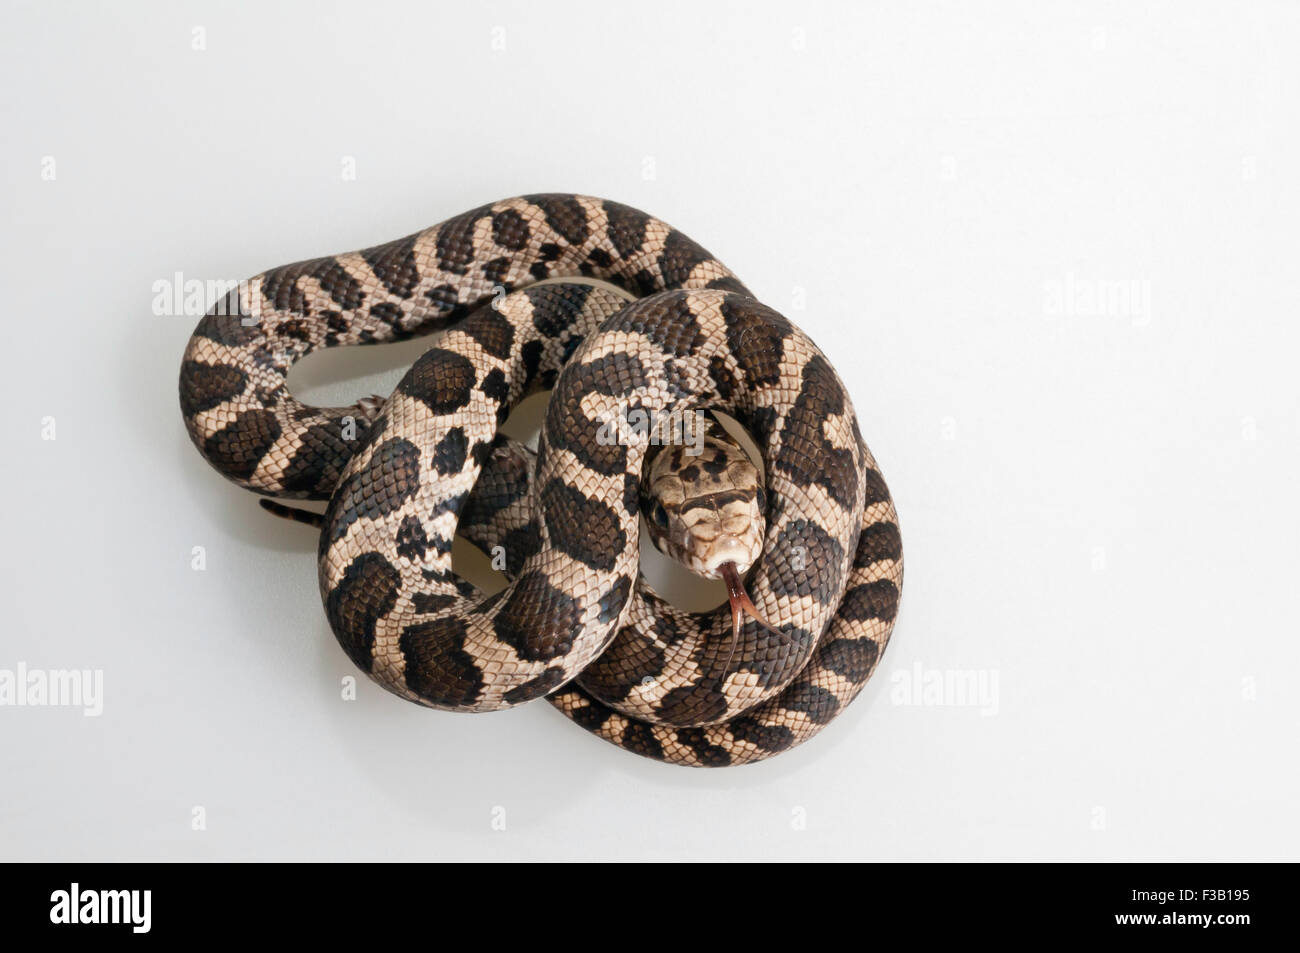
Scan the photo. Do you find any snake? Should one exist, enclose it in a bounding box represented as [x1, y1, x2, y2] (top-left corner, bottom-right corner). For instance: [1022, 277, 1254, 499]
[179, 194, 902, 766]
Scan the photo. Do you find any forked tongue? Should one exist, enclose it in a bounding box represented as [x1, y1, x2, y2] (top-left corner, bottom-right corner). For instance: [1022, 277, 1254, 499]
[718, 561, 785, 673]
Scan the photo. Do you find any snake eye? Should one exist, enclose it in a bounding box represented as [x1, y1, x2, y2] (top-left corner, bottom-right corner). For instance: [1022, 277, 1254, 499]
[650, 502, 669, 530]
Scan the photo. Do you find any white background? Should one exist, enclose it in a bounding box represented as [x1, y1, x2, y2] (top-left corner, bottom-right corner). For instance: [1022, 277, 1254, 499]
[2, 0, 1296, 861]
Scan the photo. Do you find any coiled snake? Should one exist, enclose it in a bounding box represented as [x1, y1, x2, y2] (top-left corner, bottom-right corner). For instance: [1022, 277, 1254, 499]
[179, 194, 902, 766]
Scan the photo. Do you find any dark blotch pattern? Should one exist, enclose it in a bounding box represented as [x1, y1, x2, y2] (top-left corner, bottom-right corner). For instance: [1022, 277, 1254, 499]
[702, 454, 729, 479]
[620, 721, 665, 760]
[398, 348, 477, 414]
[749, 405, 779, 443]
[491, 208, 531, 251]
[721, 296, 791, 387]
[520, 339, 544, 390]
[325, 552, 401, 672]
[657, 229, 712, 288]
[774, 354, 859, 510]
[261, 255, 364, 314]
[470, 439, 495, 468]
[481, 256, 511, 287]
[399, 615, 484, 707]
[541, 480, 627, 572]
[528, 283, 593, 338]
[279, 419, 368, 496]
[543, 386, 627, 476]
[462, 308, 516, 360]
[493, 571, 584, 661]
[708, 354, 738, 401]
[368, 302, 409, 338]
[327, 437, 421, 541]
[862, 467, 891, 506]
[660, 360, 694, 398]
[499, 524, 542, 576]
[622, 472, 639, 517]
[426, 284, 462, 318]
[192, 290, 259, 346]
[727, 715, 794, 754]
[578, 628, 664, 704]
[479, 366, 510, 405]
[674, 728, 733, 767]
[524, 194, 590, 245]
[656, 682, 729, 726]
[564, 694, 612, 731]
[838, 579, 900, 624]
[651, 604, 692, 647]
[503, 666, 567, 705]
[431, 427, 469, 475]
[459, 446, 531, 525]
[202, 409, 280, 481]
[621, 294, 707, 355]
[854, 521, 902, 567]
[278, 319, 312, 343]
[602, 201, 651, 260]
[180, 360, 246, 416]
[576, 351, 651, 397]
[435, 203, 492, 275]
[411, 592, 457, 614]
[362, 233, 420, 299]
[706, 274, 751, 295]
[395, 514, 430, 562]
[596, 575, 632, 624]
[782, 683, 840, 724]
[769, 519, 845, 605]
[821, 637, 881, 682]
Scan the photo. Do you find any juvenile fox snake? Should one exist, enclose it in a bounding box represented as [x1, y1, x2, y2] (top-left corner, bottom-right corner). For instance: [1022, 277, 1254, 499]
[179, 194, 902, 766]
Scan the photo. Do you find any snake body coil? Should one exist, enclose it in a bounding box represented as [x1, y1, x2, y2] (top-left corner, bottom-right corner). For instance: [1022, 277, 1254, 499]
[180, 194, 902, 766]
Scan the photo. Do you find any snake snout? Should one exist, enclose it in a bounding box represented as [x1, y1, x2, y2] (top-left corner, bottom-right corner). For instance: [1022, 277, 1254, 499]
[699, 533, 756, 578]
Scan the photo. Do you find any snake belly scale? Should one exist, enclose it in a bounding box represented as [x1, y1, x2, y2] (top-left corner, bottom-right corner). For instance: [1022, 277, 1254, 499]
[179, 194, 902, 766]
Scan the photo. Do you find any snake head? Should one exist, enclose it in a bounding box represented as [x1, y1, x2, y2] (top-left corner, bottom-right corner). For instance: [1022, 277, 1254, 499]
[641, 436, 766, 579]
[641, 428, 783, 667]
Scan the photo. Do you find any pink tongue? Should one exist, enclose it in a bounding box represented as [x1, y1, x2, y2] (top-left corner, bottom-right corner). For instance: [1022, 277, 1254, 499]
[718, 562, 785, 674]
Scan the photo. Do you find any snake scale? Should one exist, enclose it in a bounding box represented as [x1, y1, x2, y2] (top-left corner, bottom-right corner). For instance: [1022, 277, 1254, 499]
[179, 194, 902, 766]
